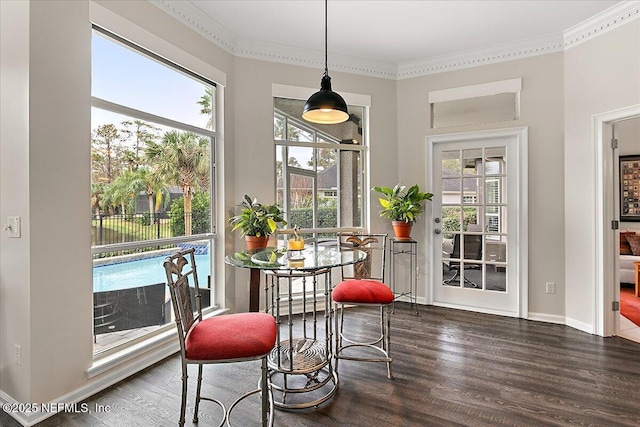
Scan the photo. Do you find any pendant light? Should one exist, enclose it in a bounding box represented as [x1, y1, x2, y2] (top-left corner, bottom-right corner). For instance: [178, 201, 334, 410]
[302, 0, 349, 124]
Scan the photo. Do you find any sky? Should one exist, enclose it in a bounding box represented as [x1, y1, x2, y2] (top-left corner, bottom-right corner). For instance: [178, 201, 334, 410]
[91, 32, 210, 133]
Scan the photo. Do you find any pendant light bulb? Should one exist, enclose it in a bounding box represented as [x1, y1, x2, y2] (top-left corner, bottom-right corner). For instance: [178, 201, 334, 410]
[302, 0, 348, 124]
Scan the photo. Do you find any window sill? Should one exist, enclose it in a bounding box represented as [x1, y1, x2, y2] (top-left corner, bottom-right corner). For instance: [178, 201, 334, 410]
[88, 307, 228, 379]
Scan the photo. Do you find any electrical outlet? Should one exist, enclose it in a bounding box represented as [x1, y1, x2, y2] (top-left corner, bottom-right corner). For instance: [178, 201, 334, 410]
[14, 344, 21, 366]
[545, 282, 555, 294]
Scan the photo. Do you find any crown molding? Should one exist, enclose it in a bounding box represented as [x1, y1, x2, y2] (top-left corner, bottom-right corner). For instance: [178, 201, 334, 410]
[563, 0, 640, 49]
[151, 0, 640, 81]
[396, 33, 563, 80]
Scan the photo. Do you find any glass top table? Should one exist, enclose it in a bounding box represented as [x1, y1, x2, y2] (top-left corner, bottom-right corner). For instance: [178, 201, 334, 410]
[224, 244, 366, 271]
[225, 243, 366, 410]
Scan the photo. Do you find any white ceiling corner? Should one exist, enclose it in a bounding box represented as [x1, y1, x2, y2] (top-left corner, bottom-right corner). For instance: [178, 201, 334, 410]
[150, 0, 639, 80]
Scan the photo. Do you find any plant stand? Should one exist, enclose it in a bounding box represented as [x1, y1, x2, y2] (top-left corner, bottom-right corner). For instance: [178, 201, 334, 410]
[389, 238, 419, 315]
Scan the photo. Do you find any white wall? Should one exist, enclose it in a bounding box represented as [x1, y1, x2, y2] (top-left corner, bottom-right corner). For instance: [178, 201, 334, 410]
[397, 52, 566, 318]
[564, 19, 640, 332]
[1, 0, 33, 405]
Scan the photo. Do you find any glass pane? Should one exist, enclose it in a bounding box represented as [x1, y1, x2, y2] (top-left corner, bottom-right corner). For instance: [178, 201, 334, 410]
[276, 147, 285, 207]
[486, 263, 507, 292]
[462, 149, 482, 175]
[485, 177, 505, 204]
[442, 178, 460, 205]
[442, 206, 461, 237]
[340, 150, 363, 227]
[318, 149, 337, 228]
[442, 150, 461, 175]
[462, 177, 480, 204]
[463, 207, 480, 231]
[91, 108, 212, 237]
[287, 123, 314, 142]
[92, 32, 213, 131]
[461, 263, 483, 289]
[288, 146, 313, 170]
[485, 206, 507, 234]
[274, 115, 285, 140]
[93, 240, 212, 354]
[288, 173, 314, 228]
[486, 235, 507, 263]
[485, 147, 506, 175]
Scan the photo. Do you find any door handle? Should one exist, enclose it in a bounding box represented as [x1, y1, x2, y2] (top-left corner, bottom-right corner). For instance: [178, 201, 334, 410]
[434, 217, 441, 223]
[434, 229, 441, 234]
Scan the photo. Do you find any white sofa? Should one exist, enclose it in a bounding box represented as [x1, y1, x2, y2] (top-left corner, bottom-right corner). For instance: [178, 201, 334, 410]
[620, 255, 640, 284]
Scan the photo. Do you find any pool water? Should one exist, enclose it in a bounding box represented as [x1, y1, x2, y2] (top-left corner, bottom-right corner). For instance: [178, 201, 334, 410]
[93, 254, 211, 292]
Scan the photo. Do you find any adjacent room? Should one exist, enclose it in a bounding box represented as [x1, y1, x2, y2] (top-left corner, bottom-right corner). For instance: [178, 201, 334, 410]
[1, 1, 640, 426]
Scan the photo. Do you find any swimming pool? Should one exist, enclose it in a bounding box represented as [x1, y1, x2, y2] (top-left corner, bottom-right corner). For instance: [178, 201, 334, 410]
[93, 254, 211, 293]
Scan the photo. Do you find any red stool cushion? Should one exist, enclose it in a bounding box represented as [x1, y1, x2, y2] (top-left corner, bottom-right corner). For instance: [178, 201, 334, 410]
[185, 312, 277, 361]
[332, 280, 394, 305]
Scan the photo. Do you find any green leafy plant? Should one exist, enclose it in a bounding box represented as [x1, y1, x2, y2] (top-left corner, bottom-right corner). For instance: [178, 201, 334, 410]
[372, 184, 433, 223]
[229, 195, 287, 237]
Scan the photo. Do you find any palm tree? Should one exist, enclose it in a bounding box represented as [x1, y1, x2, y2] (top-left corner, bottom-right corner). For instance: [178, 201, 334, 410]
[126, 167, 168, 225]
[145, 130, 210, 235]
[91, 183, 105, 216]
[197, 87, 214, 130]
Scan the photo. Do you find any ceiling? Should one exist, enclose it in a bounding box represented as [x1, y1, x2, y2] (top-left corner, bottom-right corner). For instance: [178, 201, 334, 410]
[152, 0, 629, 78]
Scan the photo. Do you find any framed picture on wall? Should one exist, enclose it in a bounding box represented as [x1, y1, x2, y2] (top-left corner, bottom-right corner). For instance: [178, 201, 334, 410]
[620, 155, 640, 221]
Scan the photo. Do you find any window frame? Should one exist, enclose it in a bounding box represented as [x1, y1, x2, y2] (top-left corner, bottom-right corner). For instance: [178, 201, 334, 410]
[91, 25, 218, 358]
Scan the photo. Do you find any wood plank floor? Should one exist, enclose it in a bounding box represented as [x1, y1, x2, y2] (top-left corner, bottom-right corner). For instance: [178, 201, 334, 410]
[5, 304, 640, 426]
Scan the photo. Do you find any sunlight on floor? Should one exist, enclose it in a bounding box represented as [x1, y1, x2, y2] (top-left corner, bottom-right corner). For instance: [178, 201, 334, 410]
[618, 314, 640, 344]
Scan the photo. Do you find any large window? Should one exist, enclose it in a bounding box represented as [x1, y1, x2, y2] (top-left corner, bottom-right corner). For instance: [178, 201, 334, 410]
[91, 27, 217, 356]
[274, 98, 366, 240]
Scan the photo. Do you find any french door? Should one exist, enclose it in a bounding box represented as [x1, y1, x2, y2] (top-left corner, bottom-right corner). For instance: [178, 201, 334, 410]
[426, 128, 528, 317]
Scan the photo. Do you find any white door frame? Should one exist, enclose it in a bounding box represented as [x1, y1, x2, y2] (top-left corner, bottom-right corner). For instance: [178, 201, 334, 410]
[425, 127, 529, 317]
[595, 104, 640, 337]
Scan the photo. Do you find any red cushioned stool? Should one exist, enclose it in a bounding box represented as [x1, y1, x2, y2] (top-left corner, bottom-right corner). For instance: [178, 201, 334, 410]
[334, 233, 393, 379]
[164, 248, 276, 427]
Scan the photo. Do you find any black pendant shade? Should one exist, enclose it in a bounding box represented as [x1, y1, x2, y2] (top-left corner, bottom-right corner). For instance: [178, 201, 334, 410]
[302, 0, 349, 125]
[302, 73, 349, 124]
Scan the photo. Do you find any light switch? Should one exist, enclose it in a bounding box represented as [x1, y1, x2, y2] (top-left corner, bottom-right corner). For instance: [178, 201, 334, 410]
[5, 216, 21, 238]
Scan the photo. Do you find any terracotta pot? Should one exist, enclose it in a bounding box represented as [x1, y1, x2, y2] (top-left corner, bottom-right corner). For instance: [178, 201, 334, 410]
[245, 235, 269, 250]
[392, 220, 413, 240]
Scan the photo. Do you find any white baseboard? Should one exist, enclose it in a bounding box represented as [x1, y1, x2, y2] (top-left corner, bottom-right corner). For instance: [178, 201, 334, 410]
[565, 316, 595, 334]
[527, 312, 566, 325]
[0, 340, 179, 426]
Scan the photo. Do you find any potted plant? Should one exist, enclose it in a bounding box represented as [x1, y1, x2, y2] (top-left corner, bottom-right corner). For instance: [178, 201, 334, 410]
[372, 184, 433, 240]
[229, 195, 287, 249]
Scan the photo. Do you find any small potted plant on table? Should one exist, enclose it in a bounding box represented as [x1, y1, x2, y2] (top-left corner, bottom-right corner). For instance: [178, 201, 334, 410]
[229, 195, 287, 249]
[373, 184, 433, 240]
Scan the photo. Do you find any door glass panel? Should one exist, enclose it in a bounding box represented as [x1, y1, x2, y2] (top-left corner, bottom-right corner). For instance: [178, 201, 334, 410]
[485, 177, 505, 203]
[442, 150, 461, 174]
[442, 179, 461, 204]
[463, 207, 480, 230]
[463, 177, 480, 203]
[486, 263, 506, 291]
[485, 147, 506, 175]
[463, 149, 482, 175]
[442, 206, 461, 237]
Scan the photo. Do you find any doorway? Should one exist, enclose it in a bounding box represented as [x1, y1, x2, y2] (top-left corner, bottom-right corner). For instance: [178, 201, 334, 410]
[426, 127, 528, 317]
[595, 105, 640, 341]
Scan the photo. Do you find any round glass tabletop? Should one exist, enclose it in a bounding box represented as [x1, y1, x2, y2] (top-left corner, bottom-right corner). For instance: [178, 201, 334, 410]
[225, 244, 366, 271]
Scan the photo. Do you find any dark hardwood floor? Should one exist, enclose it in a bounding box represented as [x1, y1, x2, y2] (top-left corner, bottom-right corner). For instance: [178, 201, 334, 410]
[5, 304, 640, 426]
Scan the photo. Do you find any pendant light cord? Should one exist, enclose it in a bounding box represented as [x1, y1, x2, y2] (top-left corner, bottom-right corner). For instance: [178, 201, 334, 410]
[324, 0, 328, 76]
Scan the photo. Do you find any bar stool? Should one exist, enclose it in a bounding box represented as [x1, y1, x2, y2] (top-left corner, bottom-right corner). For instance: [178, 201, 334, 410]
[333, 233, 394, 379]
[164, 248, 277, 426]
